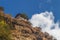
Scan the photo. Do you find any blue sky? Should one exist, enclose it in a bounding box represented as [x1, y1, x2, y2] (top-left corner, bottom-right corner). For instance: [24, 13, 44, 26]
[0, 0, 60, 22]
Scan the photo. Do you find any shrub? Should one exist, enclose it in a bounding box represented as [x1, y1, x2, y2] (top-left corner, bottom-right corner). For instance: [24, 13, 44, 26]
[0, 20, 12, 40]
[15, 13, 29, 20]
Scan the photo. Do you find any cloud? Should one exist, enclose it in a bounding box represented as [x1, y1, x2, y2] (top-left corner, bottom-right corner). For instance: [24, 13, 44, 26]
[29, 11, 60, 40]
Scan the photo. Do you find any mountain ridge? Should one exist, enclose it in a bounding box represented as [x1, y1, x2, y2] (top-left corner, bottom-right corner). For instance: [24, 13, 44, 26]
[0, 7, 57, 40]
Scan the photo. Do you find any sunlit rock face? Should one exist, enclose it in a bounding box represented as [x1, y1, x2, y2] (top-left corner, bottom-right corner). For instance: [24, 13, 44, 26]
[1, 13, 56, 40]
[10, 18, 56, 40]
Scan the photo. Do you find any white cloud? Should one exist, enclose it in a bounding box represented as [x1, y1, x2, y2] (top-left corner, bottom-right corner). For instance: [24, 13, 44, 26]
[29, 11, 60, 40]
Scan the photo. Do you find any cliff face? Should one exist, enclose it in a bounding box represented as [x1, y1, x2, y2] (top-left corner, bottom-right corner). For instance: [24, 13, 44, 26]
[0, 13, 56, 40]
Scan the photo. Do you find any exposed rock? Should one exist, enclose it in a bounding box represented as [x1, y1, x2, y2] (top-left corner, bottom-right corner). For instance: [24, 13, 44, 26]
[0, 12, 57, 40]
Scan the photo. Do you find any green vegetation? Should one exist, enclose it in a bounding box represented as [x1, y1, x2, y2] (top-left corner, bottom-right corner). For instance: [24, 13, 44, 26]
[0, 16, 12, 40]
[15, 13, 29, 20]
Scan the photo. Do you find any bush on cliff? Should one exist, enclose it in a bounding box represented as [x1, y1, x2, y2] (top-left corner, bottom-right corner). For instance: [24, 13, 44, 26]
[0, 20, 12, 40]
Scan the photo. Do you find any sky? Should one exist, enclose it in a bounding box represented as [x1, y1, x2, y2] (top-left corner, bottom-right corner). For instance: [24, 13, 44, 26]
[0, 0, 60, 40]
[0, 0, 60, 22]
[29, 11, 60, 40]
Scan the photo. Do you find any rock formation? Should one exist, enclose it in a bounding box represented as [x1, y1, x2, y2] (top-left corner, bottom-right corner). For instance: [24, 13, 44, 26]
[2, 13, 56, 40]
[0, 7, 57, 40]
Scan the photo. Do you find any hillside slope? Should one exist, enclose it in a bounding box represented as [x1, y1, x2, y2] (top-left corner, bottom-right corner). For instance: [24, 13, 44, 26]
[0, 11, 56, 40]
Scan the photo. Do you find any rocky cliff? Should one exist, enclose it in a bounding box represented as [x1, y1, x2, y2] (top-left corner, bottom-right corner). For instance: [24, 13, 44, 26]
[0, 7, 57, 40]
[0, 13, 56, 40]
